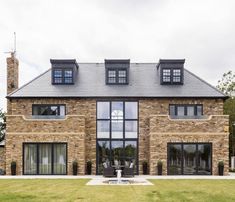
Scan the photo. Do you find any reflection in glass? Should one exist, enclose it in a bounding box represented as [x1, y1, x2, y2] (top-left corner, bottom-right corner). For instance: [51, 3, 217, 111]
[125, 141, 137, 173]
[168, 144, 182, 175]
[111, 141, 124, 166]
[198, 144, 211, 175]
[53, 144, 66, 174]
[97, 121, 110, 138]
[111, 120, 123, 138]
[125, 121, 137, 138]
[183, 144, 196, 174]
[97, 102, 110, 119]
[177, 106, 185, 116]
[24, 144, 37, 174]
[169, 105, 175, 116]
[111, 102, 123, 120]
[197, 106, 203, 116]
[125, 102, 138, 119]
[97, 141, 110, 174]
[187, 106, 195, 116]
[39, 144, 52, 174]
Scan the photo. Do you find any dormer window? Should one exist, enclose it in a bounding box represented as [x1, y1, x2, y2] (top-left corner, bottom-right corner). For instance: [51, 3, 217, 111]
[105, 59, 130, 85]
[50, 59, 78, 85]
[52, 69, 73, 84]
[162, 68, 182, 84]
[158, 59, 185, 85]
[107, 69, 127, 84]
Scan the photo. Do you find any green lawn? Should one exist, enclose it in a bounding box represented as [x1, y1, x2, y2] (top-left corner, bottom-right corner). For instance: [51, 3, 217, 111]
[0, 179, 235, 202]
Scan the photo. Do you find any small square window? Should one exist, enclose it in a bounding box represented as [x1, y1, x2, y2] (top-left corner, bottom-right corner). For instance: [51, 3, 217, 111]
[107, 69, 128, 84]
[162, 69, 171, 83]
[108, 70, 116, 77]
[108, 77, 116, 83]
[53, 69, 73, 84]
[118, 70, 126, 77]
[162, 68, 183, 84]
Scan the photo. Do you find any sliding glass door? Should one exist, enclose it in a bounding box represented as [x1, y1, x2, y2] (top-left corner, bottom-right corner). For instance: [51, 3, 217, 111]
[24, 144, 37, 175]
[168, 143, 212, 175]
[23, 143, 67, 175]
[39, 144, 52, 174]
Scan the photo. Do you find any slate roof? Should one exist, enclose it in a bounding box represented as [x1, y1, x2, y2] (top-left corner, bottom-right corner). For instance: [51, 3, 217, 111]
[7, 63, 226, 98]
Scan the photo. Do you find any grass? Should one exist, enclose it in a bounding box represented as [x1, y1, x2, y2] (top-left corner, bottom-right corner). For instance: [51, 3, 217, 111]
[0, 179, 235, 202]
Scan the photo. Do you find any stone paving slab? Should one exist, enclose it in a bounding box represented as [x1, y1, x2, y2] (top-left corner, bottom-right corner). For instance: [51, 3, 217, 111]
[86, 178, 154, 186]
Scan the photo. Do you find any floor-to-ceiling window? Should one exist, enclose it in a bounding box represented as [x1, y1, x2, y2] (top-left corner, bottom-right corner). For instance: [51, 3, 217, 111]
[96, 101, 138, 174]
[23, 143, 67, 175]
[168, 143, 212, 175]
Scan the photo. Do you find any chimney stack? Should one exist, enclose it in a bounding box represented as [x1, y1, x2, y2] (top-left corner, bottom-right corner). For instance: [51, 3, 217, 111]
[7, 53, 19, 95]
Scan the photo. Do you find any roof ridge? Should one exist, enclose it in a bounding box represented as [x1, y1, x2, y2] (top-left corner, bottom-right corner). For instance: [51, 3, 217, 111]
[7, 68, 51, 97]
[185, 68, 227, 97]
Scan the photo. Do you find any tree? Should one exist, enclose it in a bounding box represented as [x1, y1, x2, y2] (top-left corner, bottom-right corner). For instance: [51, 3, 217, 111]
[217, 71, 235, 96]
[0, 109, 6, 142]
[217, 71, 235, 157]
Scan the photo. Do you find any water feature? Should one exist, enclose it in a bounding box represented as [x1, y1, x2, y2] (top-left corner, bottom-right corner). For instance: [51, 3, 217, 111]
[116, 169, 122, 184]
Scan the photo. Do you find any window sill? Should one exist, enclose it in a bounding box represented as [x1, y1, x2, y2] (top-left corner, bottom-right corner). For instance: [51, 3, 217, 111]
[31, 115, 66, 120]
[169, 115, 207, 120]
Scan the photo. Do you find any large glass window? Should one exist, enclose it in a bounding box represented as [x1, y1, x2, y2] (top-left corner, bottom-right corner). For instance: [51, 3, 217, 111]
[169, 104, 203, 118]
[23, 143, 67, 175]
[168, 143, 212, 175]
[32, 105, 65, 118]
[96, 101, 138, 174]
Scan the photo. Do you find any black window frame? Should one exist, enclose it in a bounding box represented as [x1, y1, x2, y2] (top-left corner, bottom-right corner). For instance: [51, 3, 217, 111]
[167, 142, 212, 175]
[106, 68, 128, 85]
[32, 104, 66, 116]
[161, 68, 183, 84]
[96, 100, 139, 175]
[169, 104, 203, 118]
[52, 68, 74, 85]
[23, 142, 68, 175]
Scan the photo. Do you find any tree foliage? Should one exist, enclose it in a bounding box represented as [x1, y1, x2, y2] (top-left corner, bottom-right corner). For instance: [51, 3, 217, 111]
[0, 109, 6, 142]
[217, 71, 235, 96]
[217, 71, 235, 156]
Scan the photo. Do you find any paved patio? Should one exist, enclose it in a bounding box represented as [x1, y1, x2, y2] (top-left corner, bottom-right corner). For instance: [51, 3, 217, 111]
[0, 173, 235, 180]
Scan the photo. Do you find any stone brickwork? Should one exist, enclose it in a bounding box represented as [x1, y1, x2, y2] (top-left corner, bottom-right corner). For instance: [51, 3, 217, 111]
[138, 98, 227, 175]
[149, 115, 229, 175]
[7, 53, 19, 114]
[6, 97, 228, 175]
[0, 147, 5, 172]
[6, 98, 97, 175]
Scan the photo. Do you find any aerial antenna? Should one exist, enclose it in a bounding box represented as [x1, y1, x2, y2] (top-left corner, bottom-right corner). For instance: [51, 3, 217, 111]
[4, 32, 17, 56]
[13, 32, 16, 55]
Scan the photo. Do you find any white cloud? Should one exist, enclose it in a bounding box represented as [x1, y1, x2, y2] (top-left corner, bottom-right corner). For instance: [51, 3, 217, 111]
[0, 0, 234, 110]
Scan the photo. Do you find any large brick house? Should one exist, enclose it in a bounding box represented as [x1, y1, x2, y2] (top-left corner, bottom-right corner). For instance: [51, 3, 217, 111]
[1, 54, 229, 175]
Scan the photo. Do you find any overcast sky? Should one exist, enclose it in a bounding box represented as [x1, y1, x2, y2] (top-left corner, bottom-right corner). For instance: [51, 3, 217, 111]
[0, 0, 235, 110]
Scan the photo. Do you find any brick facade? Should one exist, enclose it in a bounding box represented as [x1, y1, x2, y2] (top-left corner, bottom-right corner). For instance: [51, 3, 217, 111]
[3, 97, 229, 175]
[0, 146, 5, 173]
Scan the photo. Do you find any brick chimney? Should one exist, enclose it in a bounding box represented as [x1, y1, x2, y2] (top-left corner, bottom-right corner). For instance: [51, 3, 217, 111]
[7, 53, 19, 95]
